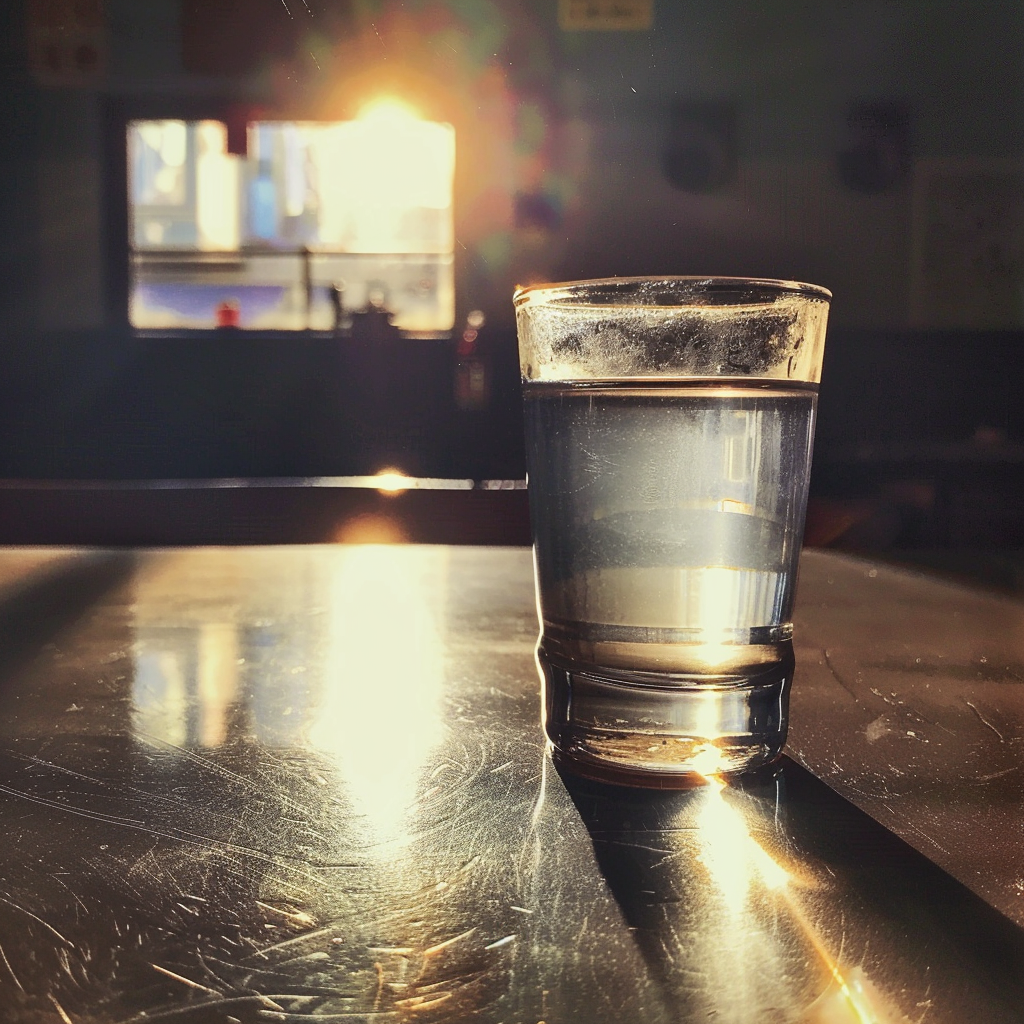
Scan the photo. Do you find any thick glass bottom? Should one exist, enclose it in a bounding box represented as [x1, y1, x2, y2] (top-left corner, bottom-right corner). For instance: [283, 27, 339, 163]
[539, 640, 794, 787]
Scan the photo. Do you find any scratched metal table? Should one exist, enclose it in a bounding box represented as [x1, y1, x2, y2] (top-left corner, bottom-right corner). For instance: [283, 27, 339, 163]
[0, 545, 1023, 1023]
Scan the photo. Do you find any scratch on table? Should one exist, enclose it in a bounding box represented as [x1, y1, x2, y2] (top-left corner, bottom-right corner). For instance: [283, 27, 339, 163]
[822, 649, 860, 701]
[136, 733, 310, 816]
[194, 951, 234, 991]
[48, 994, 75, 1024]
[270, 950, 330, 968]
[0, 894, 73, 945]
[58, 947, 76, 980]
[374, 960, 385, 1012]
[50, 873, 89, 915]
[904, 820, 950, 857]
[424, 927, 476, 957]
[395, 991, 453, 1011]
[201, 953, 281, 979]
[594, 839, 674, 855]
[0, 782, 321, 882]
[112, 993, 290, 1024]
[254, 901, 316, 928]
[0, 940, 23, 990]
[150, 962, 221, 996]
[253, 924, 337, 960]
[20, 755, 239, 826]
[964, 700, 1005, 742]
[456, 855, 481, 876]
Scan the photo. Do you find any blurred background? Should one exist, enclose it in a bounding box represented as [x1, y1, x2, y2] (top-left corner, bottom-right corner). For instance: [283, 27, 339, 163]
[1, 0, 1024, 579]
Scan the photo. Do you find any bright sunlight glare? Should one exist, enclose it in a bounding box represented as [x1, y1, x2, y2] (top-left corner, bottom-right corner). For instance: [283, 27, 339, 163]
[697, 776, 791, 916]
[312, 101, 455, 254]
[356, 97, 422, 124]
[695, 775, 909, 1022]
[311, 546, 447, 851]
[375, 470, 412, 494]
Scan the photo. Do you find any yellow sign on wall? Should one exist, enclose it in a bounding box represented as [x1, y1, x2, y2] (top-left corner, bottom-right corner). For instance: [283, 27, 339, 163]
[559, 0, 653, 31]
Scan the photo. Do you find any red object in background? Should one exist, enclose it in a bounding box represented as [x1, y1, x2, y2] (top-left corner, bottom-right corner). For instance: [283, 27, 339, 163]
[215, 301, 241, 329]
[456, 329, 478, 357]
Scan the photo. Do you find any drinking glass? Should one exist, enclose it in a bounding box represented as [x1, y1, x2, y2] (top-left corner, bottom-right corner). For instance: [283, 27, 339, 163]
[515, 277, 831, 784]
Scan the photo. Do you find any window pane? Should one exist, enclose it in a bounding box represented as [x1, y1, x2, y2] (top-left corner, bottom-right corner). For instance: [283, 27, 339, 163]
[128, 110, 456, 332]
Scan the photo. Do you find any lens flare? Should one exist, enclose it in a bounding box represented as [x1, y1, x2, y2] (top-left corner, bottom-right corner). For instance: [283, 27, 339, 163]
[357, 97, 421, 124]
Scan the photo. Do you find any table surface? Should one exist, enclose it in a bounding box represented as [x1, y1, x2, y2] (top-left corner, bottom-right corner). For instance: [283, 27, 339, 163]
[0, 545, 1022, 1023]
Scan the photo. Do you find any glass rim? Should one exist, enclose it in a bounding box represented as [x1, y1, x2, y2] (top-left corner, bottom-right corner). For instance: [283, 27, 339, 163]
[513, 275, 832, 308]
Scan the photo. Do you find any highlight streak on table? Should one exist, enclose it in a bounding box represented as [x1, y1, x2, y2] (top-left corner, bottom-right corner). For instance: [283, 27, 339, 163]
[0, 546, 1018, 1022]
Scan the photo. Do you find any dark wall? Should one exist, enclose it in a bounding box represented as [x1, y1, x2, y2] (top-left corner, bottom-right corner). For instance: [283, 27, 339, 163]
[1, 0, 1024, 499]
[2, 322, 1019, 479]
[0, 327, 525, 480]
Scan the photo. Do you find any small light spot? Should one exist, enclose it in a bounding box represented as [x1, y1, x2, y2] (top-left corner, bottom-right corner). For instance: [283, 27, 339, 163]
[375, 469, 412, 493]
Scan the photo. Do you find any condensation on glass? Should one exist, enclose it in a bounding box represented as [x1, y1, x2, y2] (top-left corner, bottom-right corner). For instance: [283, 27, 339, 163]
[127, 107, 455, 332]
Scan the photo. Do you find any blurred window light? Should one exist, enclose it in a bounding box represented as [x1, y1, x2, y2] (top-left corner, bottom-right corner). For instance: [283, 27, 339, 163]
[128, 105, 455, 333]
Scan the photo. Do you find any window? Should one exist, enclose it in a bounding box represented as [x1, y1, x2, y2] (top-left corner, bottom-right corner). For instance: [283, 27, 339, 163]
[128, 102, 456, 333]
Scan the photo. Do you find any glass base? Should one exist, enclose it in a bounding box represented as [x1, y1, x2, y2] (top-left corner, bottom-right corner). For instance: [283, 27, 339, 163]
[539, 641, 794, 787]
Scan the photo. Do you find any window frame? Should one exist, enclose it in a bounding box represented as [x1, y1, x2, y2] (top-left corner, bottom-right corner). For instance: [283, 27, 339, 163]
[101, 96, 456, 339]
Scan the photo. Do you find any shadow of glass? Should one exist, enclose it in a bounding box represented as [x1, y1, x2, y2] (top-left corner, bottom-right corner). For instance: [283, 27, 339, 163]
[558, 760, 819, 1019]
[559, 756, 1024, 1023]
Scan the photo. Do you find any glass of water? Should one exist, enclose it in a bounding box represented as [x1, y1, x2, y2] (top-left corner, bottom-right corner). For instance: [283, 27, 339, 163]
[515, 277, 831, 784]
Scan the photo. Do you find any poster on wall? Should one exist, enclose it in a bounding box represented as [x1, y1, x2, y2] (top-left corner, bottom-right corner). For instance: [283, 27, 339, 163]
[910, 159, 1024, 329]
[27, 0, 107, 87]
[559, 0, 653, 31]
